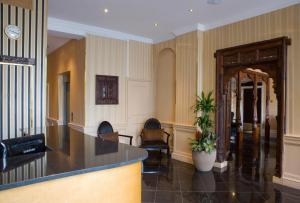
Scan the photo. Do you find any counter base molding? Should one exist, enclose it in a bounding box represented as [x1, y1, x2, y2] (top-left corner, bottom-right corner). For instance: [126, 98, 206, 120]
[0, 162, 142, 203]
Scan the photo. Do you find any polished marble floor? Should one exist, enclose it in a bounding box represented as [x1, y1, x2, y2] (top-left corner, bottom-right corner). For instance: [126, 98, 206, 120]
[142, 134, 300, 203]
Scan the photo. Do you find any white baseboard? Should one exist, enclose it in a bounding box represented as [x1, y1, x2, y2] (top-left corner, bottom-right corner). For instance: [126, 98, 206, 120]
[68, 123, 84, 132]
[172, 151, 193, 164]
[273, 176, 300, 190]
[214, 161, 228, 169]
[47, 117, 63, 126]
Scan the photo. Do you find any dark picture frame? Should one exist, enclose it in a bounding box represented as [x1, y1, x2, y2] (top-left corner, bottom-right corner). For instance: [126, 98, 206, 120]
[95, 75, 119, 105]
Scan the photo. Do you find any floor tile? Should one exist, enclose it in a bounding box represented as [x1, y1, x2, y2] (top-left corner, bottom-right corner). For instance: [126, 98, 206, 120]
[206, 192, 239, 203]
[142, 179, 157, 191]
[142, 191, 155, 203]
[155, 191, 182, 203]
[235, 192, 267, 203]
[157, 178, 180, 191]
[182, 192, 207, 203]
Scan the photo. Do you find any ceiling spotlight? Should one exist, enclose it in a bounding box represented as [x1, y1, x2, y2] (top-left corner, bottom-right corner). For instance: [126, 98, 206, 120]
[154, 23, 159, 27]
[207, 0, 223, 5]
[189, 9, 193, 12]
[104, 8, 109, 13]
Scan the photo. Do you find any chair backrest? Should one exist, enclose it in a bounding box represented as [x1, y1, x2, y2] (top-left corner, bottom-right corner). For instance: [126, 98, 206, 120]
[144, 118, 161, 129]
[97, 121, 114, 135]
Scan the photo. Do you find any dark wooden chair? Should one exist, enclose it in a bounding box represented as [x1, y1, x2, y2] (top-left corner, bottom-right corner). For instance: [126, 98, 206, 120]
[140, 118, 171, 157]
[97, 121, 133, 145]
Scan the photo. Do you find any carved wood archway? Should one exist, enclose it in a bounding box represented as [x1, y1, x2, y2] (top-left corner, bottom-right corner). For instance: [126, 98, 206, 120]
[215, 37, 291, 177]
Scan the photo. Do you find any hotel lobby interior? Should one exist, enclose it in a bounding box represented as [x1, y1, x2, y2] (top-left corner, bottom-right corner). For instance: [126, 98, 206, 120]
[0, 0, 300, 202]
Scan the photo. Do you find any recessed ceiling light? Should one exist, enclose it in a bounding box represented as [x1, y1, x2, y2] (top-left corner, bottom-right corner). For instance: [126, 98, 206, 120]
[104, 8, 109, 13]
[189, 9, 193, 13]
[207, 0, 223, 5]
[154, 23, 158, 27]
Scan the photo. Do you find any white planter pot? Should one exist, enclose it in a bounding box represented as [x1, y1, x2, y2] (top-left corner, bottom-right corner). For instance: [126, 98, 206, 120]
[192, 150, 216, 171]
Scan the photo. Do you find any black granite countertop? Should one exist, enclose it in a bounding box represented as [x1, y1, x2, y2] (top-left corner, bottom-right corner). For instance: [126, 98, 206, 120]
[0, 126, 148, 191]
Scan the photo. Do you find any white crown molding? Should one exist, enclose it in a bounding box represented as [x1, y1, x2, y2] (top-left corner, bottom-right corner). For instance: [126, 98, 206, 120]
[153, 35, 176, 44]
[172, 24, 198, 36]
[204, 0, 300, 30]
[48, 17, 153, 44]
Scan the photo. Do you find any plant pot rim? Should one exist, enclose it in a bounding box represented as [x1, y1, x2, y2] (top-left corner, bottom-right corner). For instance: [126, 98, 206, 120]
[192, 149, 216, 154]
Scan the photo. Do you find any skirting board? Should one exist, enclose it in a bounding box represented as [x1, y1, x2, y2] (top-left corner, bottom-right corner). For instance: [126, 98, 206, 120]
[213, 161, 228, 169]
[68, 123, 84, 132]
[172, 152, 193, 164]
[273, 176, 300, 190]
[47, 117, 63, 126]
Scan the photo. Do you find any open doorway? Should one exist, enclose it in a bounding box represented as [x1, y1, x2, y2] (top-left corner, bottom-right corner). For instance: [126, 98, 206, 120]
[58, 72, 71, 125]
[215, 37, 291, 178]
[226, 70, 278, 180]
[62, 72, 70, 125]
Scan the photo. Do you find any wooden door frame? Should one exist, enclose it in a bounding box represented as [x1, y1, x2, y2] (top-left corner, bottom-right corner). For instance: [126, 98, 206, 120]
[214, 37, 291, 177]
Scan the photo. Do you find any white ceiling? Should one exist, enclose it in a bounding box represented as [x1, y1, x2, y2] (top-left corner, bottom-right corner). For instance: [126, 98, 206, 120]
[48, 0, 300, 43]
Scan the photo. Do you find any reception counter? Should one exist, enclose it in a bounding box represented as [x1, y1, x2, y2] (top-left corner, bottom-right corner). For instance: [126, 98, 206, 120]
[0, 126, 148, 203]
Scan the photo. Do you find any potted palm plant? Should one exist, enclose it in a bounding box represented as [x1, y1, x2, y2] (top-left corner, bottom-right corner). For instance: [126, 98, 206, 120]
[190, 91, 217, 171]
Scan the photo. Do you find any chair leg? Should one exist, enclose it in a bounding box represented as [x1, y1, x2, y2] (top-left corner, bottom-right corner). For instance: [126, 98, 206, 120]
[167, 147, 170, 158]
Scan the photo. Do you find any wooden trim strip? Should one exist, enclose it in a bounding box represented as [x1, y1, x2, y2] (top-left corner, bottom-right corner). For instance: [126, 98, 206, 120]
[0, 3, 3, 140]
[40, 0, 45, 128]
[34, 0, 38, 131]
[7, 5, 11, 139]
[14, 6, 18, 138]
[21, 8, 25, 131]
[28, 10, 31, 130]
[0, 0, 32, 10]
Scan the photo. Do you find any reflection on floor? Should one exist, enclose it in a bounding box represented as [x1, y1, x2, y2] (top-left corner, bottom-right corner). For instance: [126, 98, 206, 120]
[142, 135, 300, 203]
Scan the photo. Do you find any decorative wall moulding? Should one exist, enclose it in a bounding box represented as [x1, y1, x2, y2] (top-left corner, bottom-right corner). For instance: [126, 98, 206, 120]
[0, 55, 35, 67]
[95, 75, 119, 105]
[173, 124, 197, 133]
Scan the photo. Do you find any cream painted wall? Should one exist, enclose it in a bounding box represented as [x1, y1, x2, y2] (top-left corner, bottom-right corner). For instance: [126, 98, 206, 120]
[84, 35, 155, 145]
[175, 31, 198, 126]
[156, 49, 176, 123]
[47, 39, 86, 127]
[153, 34, 198, 162]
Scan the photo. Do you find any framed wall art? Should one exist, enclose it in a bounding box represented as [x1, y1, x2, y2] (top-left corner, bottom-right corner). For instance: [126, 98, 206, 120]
[95, 75, 119, 105]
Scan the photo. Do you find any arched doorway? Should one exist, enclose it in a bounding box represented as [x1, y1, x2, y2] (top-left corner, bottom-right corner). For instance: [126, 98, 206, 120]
[215, 37, 291, 177]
